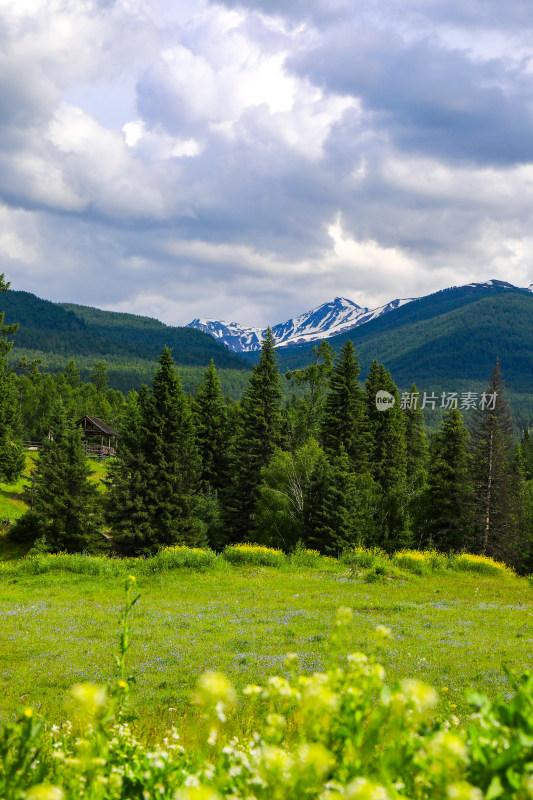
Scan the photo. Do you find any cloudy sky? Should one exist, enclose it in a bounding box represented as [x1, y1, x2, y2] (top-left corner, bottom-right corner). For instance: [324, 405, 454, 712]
[1, 0, 533, 326]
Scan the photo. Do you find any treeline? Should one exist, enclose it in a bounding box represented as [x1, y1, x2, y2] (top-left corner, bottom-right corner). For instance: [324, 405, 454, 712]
[6, 327, 533, 571]
[2, 288, 248, 369]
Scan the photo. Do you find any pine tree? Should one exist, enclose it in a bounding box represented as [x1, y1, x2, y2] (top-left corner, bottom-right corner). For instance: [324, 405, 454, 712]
[193, 360, 229, 492]
[0, 274, 25, 483]
[404, 384, 429, 483]
[469, 360, 523, 564]
[11, 401, 101, 552]
[320, 340, 368, 471]
[306, 447, 379, 554]
[403, 384, 429, 539]
[135, 347, 203, 553]
[422, 408, 472, 552]
[104, 389, 151, 552]
[365, 362, 408, 550]
[285, 340, 333, 446]
[519, 429, 533, 480]
[224, 328, 283, 542]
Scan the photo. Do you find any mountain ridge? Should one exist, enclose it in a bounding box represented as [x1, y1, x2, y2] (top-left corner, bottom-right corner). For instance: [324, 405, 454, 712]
[187, 279, 530, 353]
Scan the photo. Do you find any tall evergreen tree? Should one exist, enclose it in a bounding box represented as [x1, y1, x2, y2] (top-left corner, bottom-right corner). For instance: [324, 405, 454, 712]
[404, 384, 429, 483]
[519, 429, 533, 481]
[11, 401, 101, 552]
[136, 347, 203, 553]
[104, 389, 151, 551]
[365, 362, 408, 550]
[285, 340, 333, 446]
[0, 274, 25, 483]
[422, 408, 472, 552]
[224, 328, 283, 542]
[403, 384, 429, 539]
[306, 447, 379, 554]
[469, 360, 523, 564]
[193, 360, 229, 493]
[320, 340, 368, 471]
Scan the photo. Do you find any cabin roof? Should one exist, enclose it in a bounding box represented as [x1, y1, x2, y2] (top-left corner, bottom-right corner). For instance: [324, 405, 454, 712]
[76, 415, 119, 437]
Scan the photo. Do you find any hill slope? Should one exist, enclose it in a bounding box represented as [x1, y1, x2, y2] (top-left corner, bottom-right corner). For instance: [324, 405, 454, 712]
[1, 290, 250, 393]
[274, 284, 533, 387]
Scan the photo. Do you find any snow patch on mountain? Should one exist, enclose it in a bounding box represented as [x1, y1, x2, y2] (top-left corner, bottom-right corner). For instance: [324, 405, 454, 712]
[187, 295, 414, 352]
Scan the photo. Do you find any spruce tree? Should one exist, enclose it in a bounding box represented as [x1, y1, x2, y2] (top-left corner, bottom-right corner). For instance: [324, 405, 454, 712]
[403, 384, 429, 539]
[285, 340, 333, 446]
[365, 362, 408, 550]
[320, 340, 368, 471]
[469, 360, 523, 564]
[519, 429, 533, 481]
[136, 347, 203, 553]
[11, 401, 101, 552]
[422, 408, 472, 552]
[0, 274, 25, 483]
[104, 389, 151, 552]
[224, 328, 283, 542]
[193, 360, 229, 492]
[306, 447, 379, 554]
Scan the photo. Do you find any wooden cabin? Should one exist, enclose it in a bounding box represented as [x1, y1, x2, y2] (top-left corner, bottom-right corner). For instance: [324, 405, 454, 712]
[76, 415, 118, 458]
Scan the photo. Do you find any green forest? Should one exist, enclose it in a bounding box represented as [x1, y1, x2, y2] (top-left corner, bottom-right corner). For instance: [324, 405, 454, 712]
[2, 274, 533, 571]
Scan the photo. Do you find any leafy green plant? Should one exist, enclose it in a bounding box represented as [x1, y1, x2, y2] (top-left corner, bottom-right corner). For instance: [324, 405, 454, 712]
[222, 543, 287, 567]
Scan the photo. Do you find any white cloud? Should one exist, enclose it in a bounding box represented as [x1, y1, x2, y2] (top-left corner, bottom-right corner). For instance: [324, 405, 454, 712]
[1, 0, 533, 330]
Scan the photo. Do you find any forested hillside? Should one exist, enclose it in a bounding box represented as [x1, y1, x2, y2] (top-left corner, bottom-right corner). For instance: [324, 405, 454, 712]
[1, 290, 249, 393]
[276, 284, 533, 388]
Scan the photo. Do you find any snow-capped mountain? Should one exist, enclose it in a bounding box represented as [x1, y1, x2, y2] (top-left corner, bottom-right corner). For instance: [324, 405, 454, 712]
[187, 295, 414, 352]
[187, 279, 533, 353]
[187, 279, 533, 354]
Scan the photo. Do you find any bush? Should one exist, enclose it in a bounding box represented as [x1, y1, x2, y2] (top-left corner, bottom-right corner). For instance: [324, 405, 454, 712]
[222, 543, 286, 567]
[149, 546, 217, 571]
[451, 552, 511, 576]
[289, 543, 336, 569]
[393, 549, 430, 575]
[340, 546, 388, 571]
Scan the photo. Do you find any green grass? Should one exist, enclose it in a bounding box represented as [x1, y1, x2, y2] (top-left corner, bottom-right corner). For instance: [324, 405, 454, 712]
[0, 454, 109, 558]
[0, 559, 530, 735]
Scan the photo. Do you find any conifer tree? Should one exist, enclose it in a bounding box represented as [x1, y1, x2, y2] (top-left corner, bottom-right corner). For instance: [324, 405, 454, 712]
[320, 340, 368, 471]
[135, 347, 203, 553]
[11, 401, 101, 552]
[306, 447, 379, 553]
[469, 360, 523, 564]
[365, 362, 408, 549]
[285, 340, 333, 446]
[0, 274, 25, 483]
[404, 384, 429, 483]
[422, 408, 472, 552]
[193, 360, 229, 492]
[403, 384, 429, 538]
[104, 389, 151, 551]
[224, 328, 283, 542]
[519, 429, 533, 481]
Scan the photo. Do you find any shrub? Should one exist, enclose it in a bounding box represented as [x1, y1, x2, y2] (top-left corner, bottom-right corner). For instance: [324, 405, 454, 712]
[222, 543, 286, 567]
[289, 543, 336, 569]
[340, 546, 388, 571]
[452, 552, 511, 576]
[150, 546, 217, 571]
[393, 549, 430, 575]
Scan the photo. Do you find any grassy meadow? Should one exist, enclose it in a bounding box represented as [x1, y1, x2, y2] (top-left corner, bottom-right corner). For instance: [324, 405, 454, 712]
[0, 549, 531, 737]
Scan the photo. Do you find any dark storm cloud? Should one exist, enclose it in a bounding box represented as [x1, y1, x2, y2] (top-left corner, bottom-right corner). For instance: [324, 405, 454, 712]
[289, 28, 533, 166]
